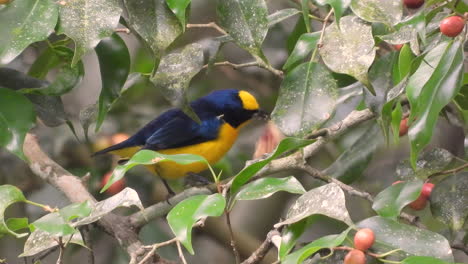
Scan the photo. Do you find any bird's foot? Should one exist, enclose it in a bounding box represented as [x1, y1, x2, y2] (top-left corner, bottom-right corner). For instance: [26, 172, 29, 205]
[162, 179, 176, 205]
[185, 172, 211, 187]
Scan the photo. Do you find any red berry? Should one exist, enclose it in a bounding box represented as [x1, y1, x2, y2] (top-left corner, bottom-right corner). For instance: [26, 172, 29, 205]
[354, 228, 375, 251]
[421, 183, 435, 198]
[344, 249, 366, 264]
[101, 171, 125, 195]
[393, 44, 404, 51]
[399, 118, 409, 137]
[392, 180, 404, 185]
[409, 194, 427, 210]
[403, 0, 424, 9]
[440, 16, 465, 37]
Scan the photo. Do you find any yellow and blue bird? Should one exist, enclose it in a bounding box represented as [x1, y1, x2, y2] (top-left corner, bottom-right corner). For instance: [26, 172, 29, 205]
[93, 89, 266, 193]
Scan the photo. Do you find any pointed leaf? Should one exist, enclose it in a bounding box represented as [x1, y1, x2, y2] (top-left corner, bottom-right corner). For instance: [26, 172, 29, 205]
[300, 0, 311, 33]
[217, 0, 268, 59]
[283, 32, 320, 71]
[407, 40, 464, 168]
[358, 216, 454, 262]
[57, 0, 122, 65]
[282, 228, 352, 264]
[372, 180, 423, 220]
[267, 8, 301, 27]
[430, 173, 468, 231]
[233, 176, 305, 202]
[391, 101, 403, 144]
[167, 194, 226, 254]
[0, 88, 36, 160]
[30, 213, 76, 237]
[20, 229, 83, 257]
[315, 0, 351, 24]
[0, 185, 27, 238]
[0, 0, 58, 64]
[396, 148, 454, 181]
[124, 0, 182, 59]
[95, 34, 130, 131]
[101, 150, 208, 192]
[150, 43, 204, 122]
[276, 183, 353, 227]
[319, 16, 376, 94]
[59, 201, 92, 222]
[230, 138, 314, 196]
[279, 220, 308, 260]
[166, 0, 191, 29]
[402, 256, 456, 264]
[350, 0, 402, 26]
[272, 62, 338, 136]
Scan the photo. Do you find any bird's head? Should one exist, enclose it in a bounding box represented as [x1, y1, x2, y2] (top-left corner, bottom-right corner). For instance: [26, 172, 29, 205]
[201, 89, 269, 128]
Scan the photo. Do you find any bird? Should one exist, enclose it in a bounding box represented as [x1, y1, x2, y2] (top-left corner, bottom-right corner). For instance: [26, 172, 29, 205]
[92, 89, 267, 194]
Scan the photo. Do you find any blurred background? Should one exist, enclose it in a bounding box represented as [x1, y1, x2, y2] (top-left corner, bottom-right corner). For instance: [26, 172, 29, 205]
[1, 0, 467, 263]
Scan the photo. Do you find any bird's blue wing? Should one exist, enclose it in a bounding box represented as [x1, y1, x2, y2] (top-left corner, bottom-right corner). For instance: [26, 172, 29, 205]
[143, 115, 221, 150]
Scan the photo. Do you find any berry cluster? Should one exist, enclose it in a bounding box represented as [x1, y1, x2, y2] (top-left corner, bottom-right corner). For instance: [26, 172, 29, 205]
[344, 229, 375, 264]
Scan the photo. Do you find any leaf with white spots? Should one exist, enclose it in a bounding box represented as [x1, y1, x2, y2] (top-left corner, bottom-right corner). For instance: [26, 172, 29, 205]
[0, 0, 58, 64]
[124, 0, 182, 59]
[319, 16, 376, 94]
[217, 0, 269, 61]
[350, 0, 402, 26]
[167, 194, 226, 254]
[316, 0, 351, 24]
[276, 183, 353, 227]
[20, 229, 84, 257]
[272, 62, 338, 137]
[395, 148, 454, 181]
[233, 176, 305, 202]
[0, 185, 28, 238]
[267, 8, 301, 27]
[358, 216, 454, 262]
[57, 0, 122, 66]
[430, 173, 468, 231]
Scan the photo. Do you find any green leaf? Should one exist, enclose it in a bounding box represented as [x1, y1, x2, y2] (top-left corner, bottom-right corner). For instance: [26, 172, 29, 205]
[283, 32, 320, 71]
[233, 176, 305, 203]
[217, 0, 268, 61]
[430, 173, 468, 231]
[395, 148, 454, 181]
[279, 220, 308, 260]
[402, 256, 455, 264]
[167, 194, 226, 254]
[6, 218, 29, 233]
[350, 0, 402, 26]
[391, 101, 403, 144]
[282, 228, 351, 264]
[95, 34, 130, 131]
[59, 201, 92, 222]
[28, 46, 66, 79]
[166, 0, 191, 30]
[101, 150, 207, 193]
[319, 16, 376, 94]
[124, 0, 182, 59]
[272, 62, 338, 136]
[0, 185, 27, 238]
[364, 52, 396, 112]
[407, 40, 464, 168]
[372, 180, 423, 220]
[30, 213, 76, 236]
[287, 17, 308, 54]
[0, 0, 58, 64]
[315, 0, 351, 24]
[301, 0, 311, 33]
[0, 88, 36, 160]
[267, 8, 301, 27]
[398, 44, 415, 81]
[276, 183, 353, 227]
[358, 216, 454, 262]
[150, 43, 204, 123]
[20, 229, 84, 257]
[229, 137, 314, 196]
[323, 121, 383, 183]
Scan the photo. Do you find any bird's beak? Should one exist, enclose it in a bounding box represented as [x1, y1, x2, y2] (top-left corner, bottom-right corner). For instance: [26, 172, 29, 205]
[253, 110, 270, 120]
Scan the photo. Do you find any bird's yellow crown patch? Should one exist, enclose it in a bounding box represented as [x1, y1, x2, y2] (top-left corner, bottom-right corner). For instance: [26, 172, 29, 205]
[238, 90, 259, 110]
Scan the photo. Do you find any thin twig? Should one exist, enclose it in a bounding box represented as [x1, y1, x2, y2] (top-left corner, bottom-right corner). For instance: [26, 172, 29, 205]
[115, 28, 130, 34]
[203, 60, 284, 78]
[310, 9, 333, 62]
[429, 163, 468, 178]
[226, 210, 241, 264]
[138, 238, 178, 264]
[56, 238, 64, 264]
[241, 230, 280, 264]
[176, 241, 188, 264]
[187, 22, 228, 35]
[451, 243, 468, 255]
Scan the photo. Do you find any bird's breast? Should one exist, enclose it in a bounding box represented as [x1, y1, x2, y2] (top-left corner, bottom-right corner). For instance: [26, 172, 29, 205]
[154, 123, 240, 179]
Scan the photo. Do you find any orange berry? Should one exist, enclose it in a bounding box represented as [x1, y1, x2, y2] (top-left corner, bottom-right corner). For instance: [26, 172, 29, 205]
[100, 171, 125, 195]
[399, 118, 409, 137]
[344, 249, 366, 264]
[403, 0, 424, 9]
[409, 194, 427, 210]
[440, 16, 465, 37]
[354, 228, 375, 251]
[421, 183, 434, 198]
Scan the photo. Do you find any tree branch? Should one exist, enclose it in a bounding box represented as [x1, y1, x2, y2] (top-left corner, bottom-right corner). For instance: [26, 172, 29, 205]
[240, 230, 280, 264]
[187, 22, 227, 35]
[203, 60, 284, 79]
[23, 133, 175, 264]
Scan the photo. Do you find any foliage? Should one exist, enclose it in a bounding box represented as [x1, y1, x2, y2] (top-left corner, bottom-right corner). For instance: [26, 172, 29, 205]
[0, 0, 467, 263]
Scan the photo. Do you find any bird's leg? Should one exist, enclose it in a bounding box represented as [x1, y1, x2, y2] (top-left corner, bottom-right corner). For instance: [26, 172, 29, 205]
[185, 172, 211, 187]
[162, 179, 176, 205]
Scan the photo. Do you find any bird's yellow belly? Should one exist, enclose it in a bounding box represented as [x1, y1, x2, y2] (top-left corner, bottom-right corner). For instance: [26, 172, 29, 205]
[151, 123, 240, 179]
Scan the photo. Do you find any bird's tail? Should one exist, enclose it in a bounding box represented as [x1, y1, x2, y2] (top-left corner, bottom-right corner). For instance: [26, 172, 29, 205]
[91, 138, 136, 157]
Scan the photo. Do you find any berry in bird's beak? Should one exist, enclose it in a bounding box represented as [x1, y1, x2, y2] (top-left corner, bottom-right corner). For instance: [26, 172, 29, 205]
[253, 110, 270, 120]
